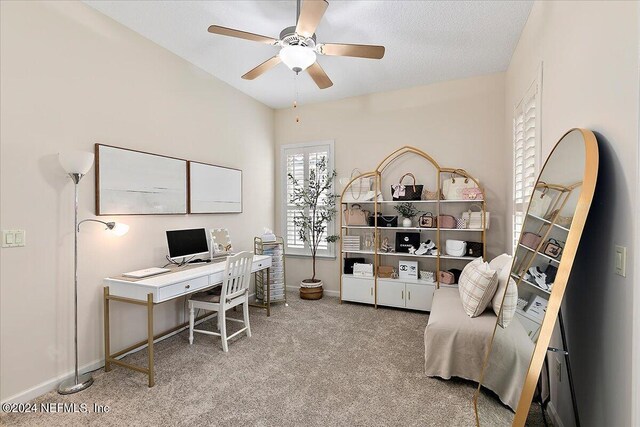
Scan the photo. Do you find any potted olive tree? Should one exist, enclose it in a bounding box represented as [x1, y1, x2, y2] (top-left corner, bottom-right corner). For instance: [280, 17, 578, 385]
[288, 156, 339, 300]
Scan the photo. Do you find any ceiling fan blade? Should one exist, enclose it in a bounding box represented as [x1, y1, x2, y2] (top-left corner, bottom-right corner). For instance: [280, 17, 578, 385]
[208, 25, 277, 45]
[242, 56, 282, 80]
[307, 62, 333, 89]
[295, 0, 329, 38]
[320, 43, 385, 59]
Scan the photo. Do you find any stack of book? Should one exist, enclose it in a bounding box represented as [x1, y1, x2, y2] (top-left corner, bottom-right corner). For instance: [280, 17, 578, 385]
[343, 236, 361, 251]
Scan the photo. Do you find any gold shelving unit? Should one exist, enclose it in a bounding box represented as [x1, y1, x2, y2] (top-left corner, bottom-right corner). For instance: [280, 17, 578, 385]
[338, 146, 488, 308]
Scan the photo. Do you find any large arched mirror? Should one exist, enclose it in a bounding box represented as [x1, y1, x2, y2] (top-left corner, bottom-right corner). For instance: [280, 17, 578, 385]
[474, 128, 599, 426]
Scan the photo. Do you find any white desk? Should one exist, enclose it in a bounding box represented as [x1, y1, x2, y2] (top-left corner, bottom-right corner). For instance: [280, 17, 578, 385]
[103, 255, 271, 387]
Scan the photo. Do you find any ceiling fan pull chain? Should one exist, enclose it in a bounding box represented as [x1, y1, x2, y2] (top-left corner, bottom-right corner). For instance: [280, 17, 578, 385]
[294, 74, 300, 123]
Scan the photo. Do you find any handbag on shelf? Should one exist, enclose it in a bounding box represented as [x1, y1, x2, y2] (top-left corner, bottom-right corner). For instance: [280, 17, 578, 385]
[343, 257, 366, 275]
[378, 266, 395, 278]
[343, 204, 369, 226]
[438, 270, 456, 285]
[448, 268, 463, 283]
[462, 187, 483, 200]
[368, 213, 398, 227]
[395, 232, 420, 253]
[528, 185, 553, 218]
[461, 204, 490, 230]
[543, 239, 563, 259]
[391, 173, 423, 201]
[445, 240, 467, 257]
[443, 170, 478, 200]
[419, 212, 436, 228]
[423, 188, 443, 200]
[545, 209, 573, 228]
[353, 263, 374, 277]
[466, 241, 484, 257]
[545, 263, 558, 284]
[437, 214, 457, 229]
[521, 232, 543, 250]
[455, 218, 468, 229]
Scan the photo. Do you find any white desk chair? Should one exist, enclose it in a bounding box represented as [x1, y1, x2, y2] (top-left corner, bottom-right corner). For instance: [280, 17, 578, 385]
[188, 251, 253, 352]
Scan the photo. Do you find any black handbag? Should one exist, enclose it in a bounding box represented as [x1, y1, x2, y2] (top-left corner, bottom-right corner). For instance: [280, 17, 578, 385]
[466, 241, 484, 257]
[344, 257, 366, 275]
[395, 232, 420, 253]
[368, 213, 398, 227]
[391, 173, 423, 201]
[448, 268, 463, 283]
[545, 263, 558, 284]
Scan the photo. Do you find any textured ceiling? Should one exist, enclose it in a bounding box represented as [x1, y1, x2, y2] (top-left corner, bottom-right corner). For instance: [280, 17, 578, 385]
[84, 1, 532, 109]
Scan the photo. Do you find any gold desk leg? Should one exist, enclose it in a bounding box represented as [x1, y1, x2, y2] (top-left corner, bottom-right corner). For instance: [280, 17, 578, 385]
[266, 268, 271, 317]
[104, 287, 111, 372]
[147, 293, 155, 388]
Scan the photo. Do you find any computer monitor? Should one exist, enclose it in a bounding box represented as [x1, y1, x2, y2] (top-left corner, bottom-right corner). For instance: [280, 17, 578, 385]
[166, 228, 209, 261]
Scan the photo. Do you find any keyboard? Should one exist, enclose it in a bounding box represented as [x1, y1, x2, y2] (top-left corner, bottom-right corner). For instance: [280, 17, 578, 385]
[123, 267, 170, 279]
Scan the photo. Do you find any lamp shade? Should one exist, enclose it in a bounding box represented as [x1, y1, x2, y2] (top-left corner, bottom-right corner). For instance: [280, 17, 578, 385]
[108, 222, 130, 237]
[279, 45, 316, 72]
[59, 151, 95, 175]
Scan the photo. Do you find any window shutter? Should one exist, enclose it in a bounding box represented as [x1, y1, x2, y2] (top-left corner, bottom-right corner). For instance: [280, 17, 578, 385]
[513, 82, 539, 252]
[282, 142, 335, 257]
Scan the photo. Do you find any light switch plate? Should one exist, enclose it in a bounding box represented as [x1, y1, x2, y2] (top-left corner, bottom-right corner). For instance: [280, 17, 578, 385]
[614, 245, 627, 277]
[2, 230, 26, 248]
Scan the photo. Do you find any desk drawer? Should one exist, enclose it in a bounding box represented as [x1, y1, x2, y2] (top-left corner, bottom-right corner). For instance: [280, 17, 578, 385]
[158, 276, 209, 302]
[254, 258, 271, 270]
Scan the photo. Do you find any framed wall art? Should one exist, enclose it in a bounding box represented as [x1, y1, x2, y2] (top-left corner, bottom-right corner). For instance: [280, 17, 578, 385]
[188, 161, 242, 214]
[95, 144, 188, 215]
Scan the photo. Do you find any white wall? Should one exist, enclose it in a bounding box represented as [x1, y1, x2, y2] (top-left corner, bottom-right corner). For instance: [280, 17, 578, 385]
[0, 1, 275, 402]
[275, 73, 508, 294]
[504, 1, 639, 425]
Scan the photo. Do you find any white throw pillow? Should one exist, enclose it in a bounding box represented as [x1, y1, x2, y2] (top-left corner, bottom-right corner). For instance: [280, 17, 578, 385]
[489, 253, 512, 272]
[489, 254, 518, 328]
[495, 278, 518, 328]
[458, 257, 499, 318]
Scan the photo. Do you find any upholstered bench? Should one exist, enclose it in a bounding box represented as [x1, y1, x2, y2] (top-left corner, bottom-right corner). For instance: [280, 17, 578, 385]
[424, 286, 534, 410]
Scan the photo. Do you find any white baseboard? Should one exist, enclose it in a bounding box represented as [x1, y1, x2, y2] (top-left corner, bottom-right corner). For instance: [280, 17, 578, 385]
[546, 401, 565, 427]
[286, 285, 339, 298]
[0, 297, 247, 406]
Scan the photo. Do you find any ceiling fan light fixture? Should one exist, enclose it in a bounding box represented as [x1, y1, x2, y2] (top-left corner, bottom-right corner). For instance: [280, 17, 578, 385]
[279, 45, 316, 73]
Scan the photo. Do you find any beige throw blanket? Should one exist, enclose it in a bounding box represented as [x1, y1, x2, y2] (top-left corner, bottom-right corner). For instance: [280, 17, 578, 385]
[424, 287, 534, 410]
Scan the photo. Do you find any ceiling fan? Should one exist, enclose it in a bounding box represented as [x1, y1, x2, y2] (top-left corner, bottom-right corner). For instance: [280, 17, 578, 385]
[208, 0, 385, 89]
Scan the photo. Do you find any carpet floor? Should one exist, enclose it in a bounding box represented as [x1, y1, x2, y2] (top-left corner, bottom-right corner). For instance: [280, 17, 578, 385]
[2, 294, 546, 426]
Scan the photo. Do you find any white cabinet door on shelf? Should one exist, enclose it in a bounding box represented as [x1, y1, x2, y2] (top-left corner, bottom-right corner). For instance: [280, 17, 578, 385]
[377, 279, 405, 308]
[405, 282, 435, 311]
[342, 275, 374, 304]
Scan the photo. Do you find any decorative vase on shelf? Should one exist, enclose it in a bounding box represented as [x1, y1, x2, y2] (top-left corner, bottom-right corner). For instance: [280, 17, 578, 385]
[402, 217, 412, 228]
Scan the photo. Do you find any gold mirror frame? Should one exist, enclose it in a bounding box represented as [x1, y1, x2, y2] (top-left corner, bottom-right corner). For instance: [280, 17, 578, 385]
[474, 128, 599, 426]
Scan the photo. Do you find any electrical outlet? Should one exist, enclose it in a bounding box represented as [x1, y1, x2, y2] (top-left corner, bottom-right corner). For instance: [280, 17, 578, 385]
[555, 357, 562, 382]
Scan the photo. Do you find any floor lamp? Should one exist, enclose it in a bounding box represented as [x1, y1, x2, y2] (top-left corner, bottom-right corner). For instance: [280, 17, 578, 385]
[58, 151, 129, 395]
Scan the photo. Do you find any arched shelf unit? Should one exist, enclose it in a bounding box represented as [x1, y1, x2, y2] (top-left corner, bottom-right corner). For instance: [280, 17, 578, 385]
[339, 145, 488, 312]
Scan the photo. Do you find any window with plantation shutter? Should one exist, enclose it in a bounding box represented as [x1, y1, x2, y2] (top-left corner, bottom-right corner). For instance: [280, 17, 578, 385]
[513, 77, 541, 252]
[281, 141, 335, 257]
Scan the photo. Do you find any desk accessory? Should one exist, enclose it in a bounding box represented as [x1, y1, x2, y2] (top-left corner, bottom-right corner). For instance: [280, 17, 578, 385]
[58, 151, 129, 395]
